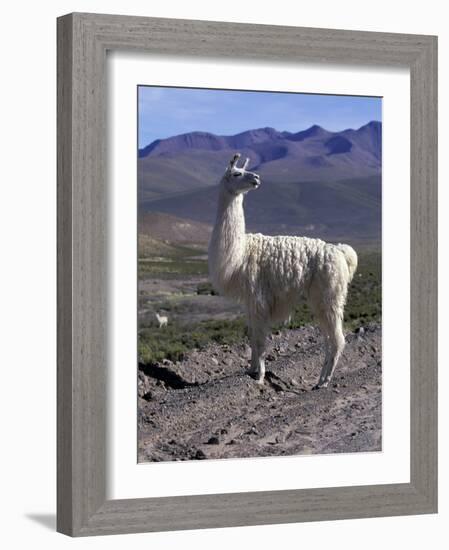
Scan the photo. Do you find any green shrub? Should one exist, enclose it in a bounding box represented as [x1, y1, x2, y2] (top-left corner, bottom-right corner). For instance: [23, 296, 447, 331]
[138, 318, 247, 365]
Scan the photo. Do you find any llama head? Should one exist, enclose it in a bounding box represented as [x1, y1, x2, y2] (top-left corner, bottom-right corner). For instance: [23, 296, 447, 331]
[222, 154, 261, 195]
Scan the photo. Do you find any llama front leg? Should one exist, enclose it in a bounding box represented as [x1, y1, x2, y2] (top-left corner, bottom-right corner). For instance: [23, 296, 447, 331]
[248, 322, 268, 384]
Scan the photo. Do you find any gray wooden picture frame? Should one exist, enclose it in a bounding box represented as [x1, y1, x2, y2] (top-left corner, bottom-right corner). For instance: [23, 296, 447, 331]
[57, 12, 438, 537]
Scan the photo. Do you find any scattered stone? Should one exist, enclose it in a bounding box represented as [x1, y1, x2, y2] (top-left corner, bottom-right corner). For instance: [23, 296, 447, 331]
[242, 344, 252, 359]
[207, 436, 220, 445]
[277, 342, 289, 355]
[210, 357, 219, 366]
[194, 449, 207, 459]
[138, 372, 153, 398]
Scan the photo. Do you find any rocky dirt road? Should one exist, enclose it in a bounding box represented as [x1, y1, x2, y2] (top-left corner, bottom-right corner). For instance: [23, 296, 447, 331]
[138, 323, 381, 462]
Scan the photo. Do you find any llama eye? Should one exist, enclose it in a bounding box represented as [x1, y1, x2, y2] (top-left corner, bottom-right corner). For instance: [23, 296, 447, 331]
[233, 172, 241, 177]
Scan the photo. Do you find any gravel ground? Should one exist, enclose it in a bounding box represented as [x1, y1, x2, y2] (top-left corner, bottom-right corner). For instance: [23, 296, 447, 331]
[138, 323, 382, 462]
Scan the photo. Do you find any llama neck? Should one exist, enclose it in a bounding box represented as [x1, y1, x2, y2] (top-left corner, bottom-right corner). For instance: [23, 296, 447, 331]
[208, 185, 246, 290]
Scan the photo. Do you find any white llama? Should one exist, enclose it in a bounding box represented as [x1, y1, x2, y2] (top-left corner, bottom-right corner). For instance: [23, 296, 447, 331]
[155, 312, 168, 328]
[208, 154, 358, 389]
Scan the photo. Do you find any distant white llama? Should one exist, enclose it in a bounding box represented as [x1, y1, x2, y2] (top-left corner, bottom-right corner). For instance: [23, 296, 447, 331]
[155, 312, 168, 328]
[208, 154, 357, 388]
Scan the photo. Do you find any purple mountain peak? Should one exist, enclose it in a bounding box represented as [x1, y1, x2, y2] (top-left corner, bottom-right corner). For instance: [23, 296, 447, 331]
[138, 121, 382, 160]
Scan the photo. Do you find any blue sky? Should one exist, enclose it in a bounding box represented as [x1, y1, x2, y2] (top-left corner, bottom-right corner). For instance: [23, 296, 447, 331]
[138, 86, 382, 149]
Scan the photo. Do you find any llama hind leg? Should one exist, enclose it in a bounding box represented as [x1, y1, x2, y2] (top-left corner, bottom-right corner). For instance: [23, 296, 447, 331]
[248, 322, 268, 384]
[314, 313, 345, 389]
[323, 318, 345, 387]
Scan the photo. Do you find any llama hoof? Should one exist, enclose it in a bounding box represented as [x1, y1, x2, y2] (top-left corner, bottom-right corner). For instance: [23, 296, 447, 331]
[248, 371, 265, 384]
[312, 383, 328, 391]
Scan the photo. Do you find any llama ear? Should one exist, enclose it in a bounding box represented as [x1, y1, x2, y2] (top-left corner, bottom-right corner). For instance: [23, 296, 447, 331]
[229, 153, 241, 169]
[242, 157, 250, 170]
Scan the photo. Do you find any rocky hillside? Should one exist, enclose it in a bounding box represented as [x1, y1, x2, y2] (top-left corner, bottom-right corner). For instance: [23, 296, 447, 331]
[138, 122, 382, 244]
[139, 211, 212, 246]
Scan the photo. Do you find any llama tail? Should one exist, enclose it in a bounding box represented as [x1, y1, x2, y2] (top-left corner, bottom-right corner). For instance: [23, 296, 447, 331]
[336, 244, 358, 282]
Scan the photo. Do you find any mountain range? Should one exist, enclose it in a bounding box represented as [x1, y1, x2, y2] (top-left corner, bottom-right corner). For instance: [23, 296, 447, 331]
[138, 121, 382, 244]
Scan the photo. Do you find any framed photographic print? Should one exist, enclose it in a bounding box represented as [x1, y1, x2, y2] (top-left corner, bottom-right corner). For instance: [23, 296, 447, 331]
[57, 13, 437, 536]
[136, 85, 382, 464]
